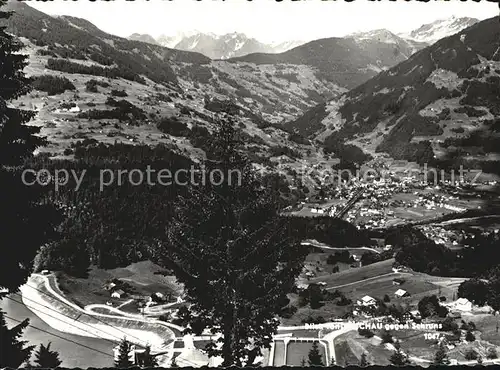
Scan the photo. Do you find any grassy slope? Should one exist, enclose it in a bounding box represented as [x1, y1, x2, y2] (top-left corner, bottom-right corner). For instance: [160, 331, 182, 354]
[57, 261, 183, 310]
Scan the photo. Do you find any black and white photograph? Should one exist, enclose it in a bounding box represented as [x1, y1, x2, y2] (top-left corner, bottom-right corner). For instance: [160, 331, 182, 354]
[1, 0, 500, 367]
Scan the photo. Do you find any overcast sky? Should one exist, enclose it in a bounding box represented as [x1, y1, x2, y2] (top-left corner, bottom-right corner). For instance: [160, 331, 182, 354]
[29, 0, 498, 44]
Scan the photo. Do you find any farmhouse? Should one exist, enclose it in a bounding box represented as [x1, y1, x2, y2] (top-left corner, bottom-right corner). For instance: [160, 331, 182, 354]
[394, 289, 410, 298]
[392, 278, 405, 286]
[111, 289, 126, 299]
[357, 295, 377, 307]
[447, 298, 473, 312]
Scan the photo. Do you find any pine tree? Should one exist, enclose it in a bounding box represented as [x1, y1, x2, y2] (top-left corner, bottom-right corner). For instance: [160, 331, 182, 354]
[0, 309, 35, 368]
[465, 330, 476, 342]
[0, 0, 61, 294]
[487, 347, 498, 360]
[34, 342, 62, 368]
[432, 343, 450, 365]
[141, 345, 158, 368]
[308, 341, 324, 366]
[115, 338, 133, 368]
[151, 117, 307, 366]
[389, 341, 410, 366]
[300, 357, 306, 367]
[359, 352, 369, 367]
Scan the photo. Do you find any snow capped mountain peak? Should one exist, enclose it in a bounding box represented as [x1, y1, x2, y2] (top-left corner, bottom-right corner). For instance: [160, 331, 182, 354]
[349, 29, 401, 44]
[129, 31, 305, 59]
[400, 16, 479, 45]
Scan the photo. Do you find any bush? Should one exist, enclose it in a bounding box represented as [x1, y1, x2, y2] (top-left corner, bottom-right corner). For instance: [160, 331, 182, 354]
[381, 330, 393, 344]
[336, 296, 352, 306]
[358, 327, 374, 338]
[327, 251, 354, 265]
[111, 89, 128, 97]
[32, 75, 76, 95]
[270, 146, 301, 159]
[85, 79, 110, 92]
[289, 133, 309, 145]
[464, 349, 478, 361]
[280, 305, 298, 319]
[465, 330, 476, 342]
[487, 348, 497, 360]
[301, 315, 326, 324]
[439, 317, 458, 332]
[156, 117, 190, 137]
[450, 127, 465, 134]
[159, 313, 171, 322]
[78, 99, 145, 123]
[418, 295, 449, 318]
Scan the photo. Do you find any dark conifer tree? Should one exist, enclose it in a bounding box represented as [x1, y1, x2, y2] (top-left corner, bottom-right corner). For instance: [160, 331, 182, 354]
[141, 345, 158, 368]
[0, 309, 35, 368]
[0, 0, 60, 294]
[115, 338, 133, 368]
[307, 341, 324, 366]
[150, 116, 307, 366]
[433, 343, 450, 365]
[389, 341, 410, 366]
[34, 342, 62, 368]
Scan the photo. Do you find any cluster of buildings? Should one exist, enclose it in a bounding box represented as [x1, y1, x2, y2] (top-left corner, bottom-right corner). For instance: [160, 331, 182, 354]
[300, 169, 475, 231]
[418, 225, 462, 246]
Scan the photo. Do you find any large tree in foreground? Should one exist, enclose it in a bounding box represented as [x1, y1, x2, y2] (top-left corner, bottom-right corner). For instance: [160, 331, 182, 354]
[0, 309, 35, 368]
[151, 117, 307, 366]
[115, 338, 133, 368]
[307, 341, 324, 366]
[0, 0, 60, 294]
[33, 342, 62, 368]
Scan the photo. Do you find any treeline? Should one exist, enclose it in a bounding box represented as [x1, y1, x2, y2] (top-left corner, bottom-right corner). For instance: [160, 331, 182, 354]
[157, 116, 190, 137]
[29, 142, 194, 273]
[85, 79, 110, 92]
[390, 225, 500, 279]
[46, 58, 147, 84]
[32, 75, 76, 95]
[323, 136, 372, 164]
[286, 216, 373, 248]
[26, 140, 371, 276]
[77, 97, 146, 123]
[458, 276, 500, 311]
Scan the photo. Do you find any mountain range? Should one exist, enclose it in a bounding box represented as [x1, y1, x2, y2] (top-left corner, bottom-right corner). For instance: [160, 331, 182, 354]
[399, 16, 479, 45]
[129, 31, 307, 59]
[4, 0, 496, 185]
[291, 16, 500, 175]
[128, 17, 478, 60]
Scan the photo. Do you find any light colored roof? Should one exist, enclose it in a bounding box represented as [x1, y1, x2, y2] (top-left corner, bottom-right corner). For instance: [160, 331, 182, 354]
[395, 289, 407, 296]
[456, 298, 471, 305]
[362, 295, 375, 302]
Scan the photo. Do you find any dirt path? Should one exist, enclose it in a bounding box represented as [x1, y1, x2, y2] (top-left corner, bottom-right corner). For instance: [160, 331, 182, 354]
[325, 272, 413, 291]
